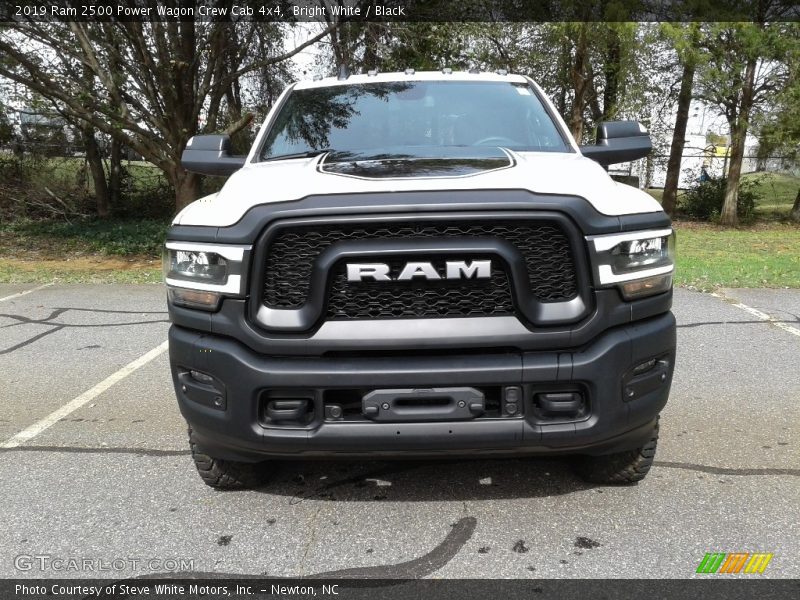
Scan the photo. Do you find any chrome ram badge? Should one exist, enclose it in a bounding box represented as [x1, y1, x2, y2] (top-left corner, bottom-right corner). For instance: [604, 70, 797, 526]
[346, 260, 492, 282]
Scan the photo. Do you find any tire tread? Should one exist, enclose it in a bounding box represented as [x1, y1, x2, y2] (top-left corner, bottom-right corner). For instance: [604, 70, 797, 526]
[188, 426, 271, 490]
[575, 419, 660, 485]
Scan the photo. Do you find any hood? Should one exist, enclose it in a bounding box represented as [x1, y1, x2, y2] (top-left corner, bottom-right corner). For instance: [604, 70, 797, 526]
[173, 150, 663, 227]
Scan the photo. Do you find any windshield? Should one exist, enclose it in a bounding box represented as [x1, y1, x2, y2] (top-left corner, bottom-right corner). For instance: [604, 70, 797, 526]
[259, 81, 570, 160]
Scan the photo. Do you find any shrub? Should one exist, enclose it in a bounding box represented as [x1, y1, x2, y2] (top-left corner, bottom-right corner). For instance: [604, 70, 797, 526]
[0, 155, 90, 221]
[110, 163, 174, 219]
[679, 177, 757, 222]
[0, 156, 178, 221]
[1, 218, 168, 257]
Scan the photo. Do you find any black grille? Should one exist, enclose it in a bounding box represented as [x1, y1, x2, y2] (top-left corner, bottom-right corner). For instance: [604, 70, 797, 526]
[327, 256, 514, 319]
[262, 221, 578, 316]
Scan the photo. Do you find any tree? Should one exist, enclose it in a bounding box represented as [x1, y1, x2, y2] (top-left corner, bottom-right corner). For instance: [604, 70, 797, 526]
[660, 23, 703, 217]
[757, 29, 800, 220]
[78, 61, 111, 218]
[0, 9, 336, 210]
[472, 21, 649, 145]
[313, 21, 477, 76]
[320, 2, 375, 73]
[0, 97, 13, 148]
[693, 15, 790, 226]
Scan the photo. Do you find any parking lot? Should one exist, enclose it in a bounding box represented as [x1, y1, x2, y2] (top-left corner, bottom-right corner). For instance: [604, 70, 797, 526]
[0, 284, 798, 579]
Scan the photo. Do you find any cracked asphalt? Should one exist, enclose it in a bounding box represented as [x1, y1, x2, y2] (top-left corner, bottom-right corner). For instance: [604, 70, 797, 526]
[0, 285, 797, 580]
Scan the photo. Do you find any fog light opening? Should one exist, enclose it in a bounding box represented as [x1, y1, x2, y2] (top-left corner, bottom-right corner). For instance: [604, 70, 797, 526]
[620, 273, 672, 300]
[168, 287, 221, 310]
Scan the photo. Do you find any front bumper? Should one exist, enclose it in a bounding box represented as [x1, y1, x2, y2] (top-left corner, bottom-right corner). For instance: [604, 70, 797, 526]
[169, 312, 675, 462]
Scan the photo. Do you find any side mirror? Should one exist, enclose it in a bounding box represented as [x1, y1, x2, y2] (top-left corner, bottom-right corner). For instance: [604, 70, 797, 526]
[181, 134, 246, 176]
[579, 121, 652, 168]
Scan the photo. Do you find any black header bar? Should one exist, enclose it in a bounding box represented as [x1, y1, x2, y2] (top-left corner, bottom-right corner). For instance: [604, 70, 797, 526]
[2, 0, 799, 23]
[2, 578, 799, 600]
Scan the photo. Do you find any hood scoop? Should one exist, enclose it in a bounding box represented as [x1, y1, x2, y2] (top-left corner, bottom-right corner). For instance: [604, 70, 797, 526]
[319, 147, 514, 179]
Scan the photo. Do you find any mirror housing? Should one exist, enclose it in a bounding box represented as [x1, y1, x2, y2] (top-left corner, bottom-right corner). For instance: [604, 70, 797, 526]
[579, 121, 652, 168]
[181, 135, 246, 176]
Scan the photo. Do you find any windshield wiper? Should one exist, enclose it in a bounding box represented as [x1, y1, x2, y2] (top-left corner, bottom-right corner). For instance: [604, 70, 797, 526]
[262, 149, 333, 162]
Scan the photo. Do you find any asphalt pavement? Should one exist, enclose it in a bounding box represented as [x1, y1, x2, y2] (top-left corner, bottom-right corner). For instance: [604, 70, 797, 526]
[0, 284, 797, 580]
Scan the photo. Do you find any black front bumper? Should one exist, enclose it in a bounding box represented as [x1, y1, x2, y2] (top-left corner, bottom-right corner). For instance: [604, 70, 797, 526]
[168, 312, 676, 462]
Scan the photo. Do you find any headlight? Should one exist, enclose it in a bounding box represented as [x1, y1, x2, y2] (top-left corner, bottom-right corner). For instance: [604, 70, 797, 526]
[611, 234, 673, 273]
[588, 228, 675, 300]
[165, 250, 228, 284]
[163, 242, 250, 310]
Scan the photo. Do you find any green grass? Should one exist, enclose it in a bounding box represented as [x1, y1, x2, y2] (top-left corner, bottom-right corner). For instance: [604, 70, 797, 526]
[0, 218, 166, 284]
[744, 172, 800, 219]
[675, 224, 800, 289]
[644, 172, 800, 288]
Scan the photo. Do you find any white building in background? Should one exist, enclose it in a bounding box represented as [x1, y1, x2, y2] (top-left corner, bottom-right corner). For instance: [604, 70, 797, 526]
[645, 100, 757, 189]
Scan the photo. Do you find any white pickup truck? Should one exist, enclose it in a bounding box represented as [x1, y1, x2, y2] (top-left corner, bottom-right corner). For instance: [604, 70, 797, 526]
[164, 70, 675, 489]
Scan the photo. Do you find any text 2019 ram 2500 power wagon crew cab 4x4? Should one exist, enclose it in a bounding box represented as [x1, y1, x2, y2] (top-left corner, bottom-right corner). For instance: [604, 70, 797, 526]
[165, 70, 676, 489]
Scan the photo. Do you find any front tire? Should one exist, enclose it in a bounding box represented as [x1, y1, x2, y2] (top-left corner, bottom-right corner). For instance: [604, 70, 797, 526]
[574, 419, 659, 485]
[188, 426, 273, 490]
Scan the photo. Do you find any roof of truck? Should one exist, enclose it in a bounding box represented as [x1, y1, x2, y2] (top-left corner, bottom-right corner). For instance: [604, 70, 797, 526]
[294, 70, 530, 90]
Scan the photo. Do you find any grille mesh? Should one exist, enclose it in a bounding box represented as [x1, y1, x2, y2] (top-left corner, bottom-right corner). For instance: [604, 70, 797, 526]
[262, 221, 578, 317]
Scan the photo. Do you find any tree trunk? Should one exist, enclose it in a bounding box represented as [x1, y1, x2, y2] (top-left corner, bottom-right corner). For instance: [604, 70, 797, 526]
[720, 59, 757, 227]
[662, 61, 695, 217]
[174, 167, 200, 212]
[645, 153, 654, 189]
[327, 16, 352, 72]
[83, 126, 110, 219]
[569, 25, 590, 142]
[556, 37, 571, 116]
[78, 60, 109, 219]
[602, 26, 621, 121]
[362, 23, 380, 71]
[791, 187, 800, 222]
[721, 121, 745, 227]
[109, 138, 122, 206]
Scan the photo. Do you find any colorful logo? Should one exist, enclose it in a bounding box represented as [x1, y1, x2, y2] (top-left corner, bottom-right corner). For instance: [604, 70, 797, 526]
[696, 552, 774, 574]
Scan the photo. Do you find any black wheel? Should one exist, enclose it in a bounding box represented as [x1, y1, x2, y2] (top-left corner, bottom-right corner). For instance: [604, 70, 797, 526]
[188, 426, 273, 490]
[574, 419, 659, 485]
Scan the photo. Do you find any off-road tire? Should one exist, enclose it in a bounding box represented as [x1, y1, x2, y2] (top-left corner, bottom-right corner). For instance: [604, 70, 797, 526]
[188, 426, 273, 490]
[574, 419, 659, 485]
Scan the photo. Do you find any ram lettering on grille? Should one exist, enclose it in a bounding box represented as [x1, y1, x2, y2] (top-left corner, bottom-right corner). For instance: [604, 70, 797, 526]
[346, 260, 492, 282]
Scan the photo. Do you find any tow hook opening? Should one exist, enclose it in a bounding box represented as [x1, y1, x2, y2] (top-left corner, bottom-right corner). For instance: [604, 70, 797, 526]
[261, 390, 316, 425]
[531, 387, 589, 422]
